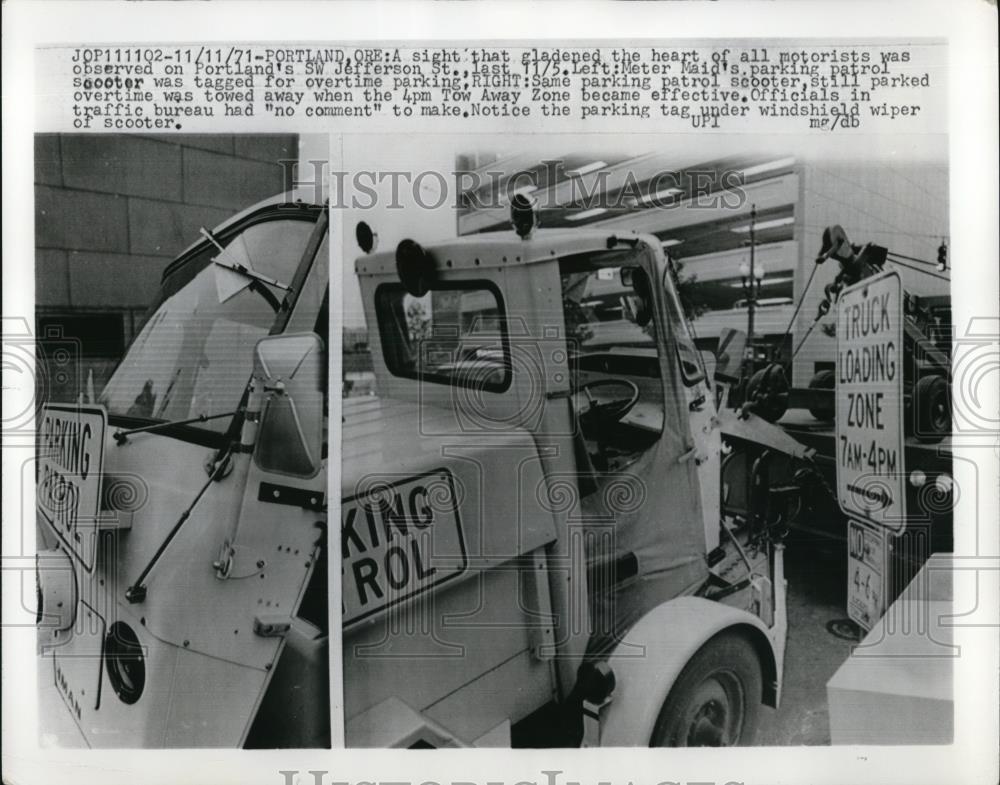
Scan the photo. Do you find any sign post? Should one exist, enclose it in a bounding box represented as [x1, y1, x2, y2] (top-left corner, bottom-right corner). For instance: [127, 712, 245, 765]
[835, 271, 904, 630]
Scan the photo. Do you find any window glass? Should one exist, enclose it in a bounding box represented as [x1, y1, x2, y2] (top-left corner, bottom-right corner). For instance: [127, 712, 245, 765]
[561, 265, 655, 351]
[560, 258, 665, 467]
[100, 219, 317, 431]
[375, 283, 510, 392]
[663, 267, 706, 385]
[687, 273, 795, 313]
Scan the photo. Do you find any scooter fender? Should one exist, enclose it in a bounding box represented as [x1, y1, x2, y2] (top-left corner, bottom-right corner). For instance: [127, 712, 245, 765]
[598, 596, 781, 747]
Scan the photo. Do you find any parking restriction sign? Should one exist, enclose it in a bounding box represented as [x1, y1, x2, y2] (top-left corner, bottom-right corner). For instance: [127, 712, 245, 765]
[835, 270, 907, 531]
[847, 518, 887, 630]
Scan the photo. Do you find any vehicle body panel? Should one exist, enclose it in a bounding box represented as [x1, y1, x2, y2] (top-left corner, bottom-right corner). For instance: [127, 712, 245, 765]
[343, 226, 785, 745]
[38, 194, 330, 747]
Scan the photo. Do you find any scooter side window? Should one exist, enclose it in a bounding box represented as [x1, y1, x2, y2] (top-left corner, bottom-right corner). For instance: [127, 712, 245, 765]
[374, 281, 511, 393]
[662, 267, 707, 386]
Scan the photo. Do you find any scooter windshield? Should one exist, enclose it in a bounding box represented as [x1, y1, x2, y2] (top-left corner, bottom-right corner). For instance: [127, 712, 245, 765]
[561, 265, 656, 352]
[100, 218, 316, 433]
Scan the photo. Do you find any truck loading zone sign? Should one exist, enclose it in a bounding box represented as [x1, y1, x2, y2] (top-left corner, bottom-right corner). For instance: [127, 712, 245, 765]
[835, 271, 907, 531]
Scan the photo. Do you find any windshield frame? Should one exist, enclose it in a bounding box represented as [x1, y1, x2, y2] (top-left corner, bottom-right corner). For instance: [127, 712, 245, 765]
[661, 258, 708, 387]
[101, 203, 327, 446]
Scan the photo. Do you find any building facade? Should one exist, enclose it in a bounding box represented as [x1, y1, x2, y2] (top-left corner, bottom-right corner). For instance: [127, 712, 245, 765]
[34, 133, 298, 402]
[455, 151, 949, 387]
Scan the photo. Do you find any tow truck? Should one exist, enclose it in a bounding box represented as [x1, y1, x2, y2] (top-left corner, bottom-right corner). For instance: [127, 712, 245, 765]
[36, 190, 330, 747]
[341, 197, 823, 747]
[792, 224, 951, 439]
[732, 224, 954, 587]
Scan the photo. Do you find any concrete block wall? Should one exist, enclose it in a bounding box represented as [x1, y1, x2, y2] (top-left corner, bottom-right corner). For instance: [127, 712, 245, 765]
[35, 133, 298, 401]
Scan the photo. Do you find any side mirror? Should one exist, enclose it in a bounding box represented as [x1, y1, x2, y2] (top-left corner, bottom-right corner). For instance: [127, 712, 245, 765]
[622, 265, 652, 326]
[252, 332, 325, 478]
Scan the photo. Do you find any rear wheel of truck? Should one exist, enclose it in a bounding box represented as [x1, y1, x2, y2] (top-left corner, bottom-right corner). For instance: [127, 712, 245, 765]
[649, 633, 762, 747]
[807, 369, 836, 422]
[914, 374, 950, 443]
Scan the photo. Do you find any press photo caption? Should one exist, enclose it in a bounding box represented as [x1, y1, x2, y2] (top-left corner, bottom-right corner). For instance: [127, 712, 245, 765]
[42, 42, 945, 133]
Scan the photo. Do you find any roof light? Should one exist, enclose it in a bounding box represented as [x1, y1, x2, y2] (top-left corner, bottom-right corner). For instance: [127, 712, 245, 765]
[501, 183, 539, 208]
[735, 157, 796, 179]
[661, 238, 683, 248]
[565, 161, 607, 178]
[565, 207, 607, 222]
[395, 239, 435, 297]
[730, 216, 795, 233]
[355, 221, 377, 254]
[510, 193, 538, 238]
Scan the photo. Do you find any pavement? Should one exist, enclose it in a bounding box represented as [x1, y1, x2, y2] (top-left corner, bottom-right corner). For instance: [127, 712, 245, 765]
[756, 534, 856, 745]
[38, 533, 859, 748]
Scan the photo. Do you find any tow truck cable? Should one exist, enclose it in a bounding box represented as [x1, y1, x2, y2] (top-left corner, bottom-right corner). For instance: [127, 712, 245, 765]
[788, 227, 950, 362]
[778, 260, 820, 353]
[791, 320, 821, 361]
[885, 252, 951, 283]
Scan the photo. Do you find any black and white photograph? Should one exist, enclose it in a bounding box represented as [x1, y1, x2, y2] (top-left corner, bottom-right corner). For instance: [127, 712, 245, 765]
[2, 4, 998, 785]
[32, 133, 331, 748]
[339, 136, 955, 748]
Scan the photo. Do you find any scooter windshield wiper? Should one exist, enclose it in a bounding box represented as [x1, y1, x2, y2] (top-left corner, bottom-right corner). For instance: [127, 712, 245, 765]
[113, 410, 241, 444]
[200, 226, 291, 292]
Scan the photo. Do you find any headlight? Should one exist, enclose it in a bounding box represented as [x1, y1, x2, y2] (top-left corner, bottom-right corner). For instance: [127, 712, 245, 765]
[104, 622, 146, 705]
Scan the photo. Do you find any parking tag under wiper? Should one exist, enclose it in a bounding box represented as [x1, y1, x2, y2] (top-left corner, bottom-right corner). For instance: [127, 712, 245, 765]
[200, 227, 291, 303]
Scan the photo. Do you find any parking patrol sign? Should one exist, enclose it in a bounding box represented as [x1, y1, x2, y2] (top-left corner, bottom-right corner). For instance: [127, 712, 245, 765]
[37, 404, 107, 572]
[835, 270, 907, 531]
[341, 469, 468, 626]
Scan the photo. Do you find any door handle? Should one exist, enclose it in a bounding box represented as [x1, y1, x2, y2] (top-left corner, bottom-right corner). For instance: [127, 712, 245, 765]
[678, 444, 707, 465]
[689, 394, 706, 412]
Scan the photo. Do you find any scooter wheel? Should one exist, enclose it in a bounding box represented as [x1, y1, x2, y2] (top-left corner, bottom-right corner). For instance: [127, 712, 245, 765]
[649, 632, 762, 747]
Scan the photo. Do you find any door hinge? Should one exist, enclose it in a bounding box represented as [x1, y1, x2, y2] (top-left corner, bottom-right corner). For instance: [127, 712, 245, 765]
[258, 482, 325, 511]
[254, 614, 292, 637]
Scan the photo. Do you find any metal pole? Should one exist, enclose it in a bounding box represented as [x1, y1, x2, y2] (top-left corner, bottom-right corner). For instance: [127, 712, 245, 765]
[747, 203, 757, 376]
